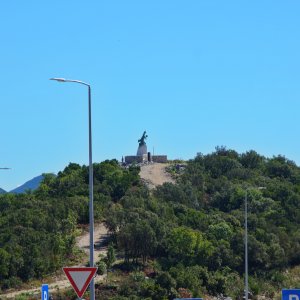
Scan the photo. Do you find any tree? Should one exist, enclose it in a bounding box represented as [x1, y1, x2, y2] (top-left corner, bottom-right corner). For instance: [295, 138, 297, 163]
[0, 249, 10, 279]
[118, 220, 157, 263]
[166, 227, 214, 265]
[106, 244, 116, 269]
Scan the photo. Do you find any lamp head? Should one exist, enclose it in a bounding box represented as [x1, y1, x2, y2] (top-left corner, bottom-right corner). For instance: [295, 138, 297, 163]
[50, 78, 66, 82]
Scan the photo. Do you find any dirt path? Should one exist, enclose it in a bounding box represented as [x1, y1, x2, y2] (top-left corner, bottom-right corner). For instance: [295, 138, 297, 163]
[139, 163, 175, 189]
[77, 222, 109, 262]
[0, 223, 108, 299]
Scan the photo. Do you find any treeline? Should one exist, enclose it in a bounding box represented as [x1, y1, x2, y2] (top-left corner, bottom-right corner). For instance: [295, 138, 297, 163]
[0, 160, 140, 291]
[2, 149, 300, 299]
[104, 147, 300, 299]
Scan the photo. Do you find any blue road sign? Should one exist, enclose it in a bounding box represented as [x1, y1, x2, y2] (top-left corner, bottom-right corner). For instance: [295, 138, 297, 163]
[282, 289, 300, 300]
[41, 284, 48, 300]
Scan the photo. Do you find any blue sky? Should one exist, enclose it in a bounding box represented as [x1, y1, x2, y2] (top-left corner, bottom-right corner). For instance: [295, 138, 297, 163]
[1, 1, 300, 191]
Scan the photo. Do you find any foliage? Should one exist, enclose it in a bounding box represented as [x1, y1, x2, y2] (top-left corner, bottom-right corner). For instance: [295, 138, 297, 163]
[106, 243, 117, 269]
[0, 160, 140, 290]
[103, 147, 300, 298]
[4, 148, 300, 299]
[96, 260, 107, 275]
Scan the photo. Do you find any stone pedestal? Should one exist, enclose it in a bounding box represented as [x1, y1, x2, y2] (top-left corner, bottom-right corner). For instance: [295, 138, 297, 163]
[137, 144, 147, 156]
[124, 132, 168, 165]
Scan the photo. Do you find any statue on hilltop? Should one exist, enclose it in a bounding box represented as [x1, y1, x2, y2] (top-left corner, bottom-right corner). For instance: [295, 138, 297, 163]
[138, 131, 148, 146]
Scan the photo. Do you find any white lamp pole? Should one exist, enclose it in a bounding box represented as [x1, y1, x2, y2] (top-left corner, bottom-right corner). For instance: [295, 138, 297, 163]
[50, 78, 95, 300]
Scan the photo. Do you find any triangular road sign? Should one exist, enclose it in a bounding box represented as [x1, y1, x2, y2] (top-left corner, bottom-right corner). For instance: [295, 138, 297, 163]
[63, 267, 97, 298]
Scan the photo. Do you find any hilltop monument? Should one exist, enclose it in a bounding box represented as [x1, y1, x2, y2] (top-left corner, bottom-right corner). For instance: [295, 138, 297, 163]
[137, 131, 148, 156]
[124, 131, 167, 164]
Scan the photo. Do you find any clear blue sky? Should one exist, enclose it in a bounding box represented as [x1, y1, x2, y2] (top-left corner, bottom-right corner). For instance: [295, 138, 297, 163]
[1, 1, 300, 191]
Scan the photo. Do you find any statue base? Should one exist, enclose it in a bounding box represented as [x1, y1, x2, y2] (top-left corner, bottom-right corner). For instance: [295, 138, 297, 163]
[137, 144, 147, 156]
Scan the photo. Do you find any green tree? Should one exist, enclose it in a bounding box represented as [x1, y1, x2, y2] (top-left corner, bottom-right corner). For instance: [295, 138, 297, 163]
[106, 243, 116, 269]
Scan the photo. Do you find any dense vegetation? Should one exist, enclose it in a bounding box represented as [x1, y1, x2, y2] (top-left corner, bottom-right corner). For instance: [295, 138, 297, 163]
[104, 147, 300, 299]
[1, 148, 300, 299]
[0, 160, 140, 291]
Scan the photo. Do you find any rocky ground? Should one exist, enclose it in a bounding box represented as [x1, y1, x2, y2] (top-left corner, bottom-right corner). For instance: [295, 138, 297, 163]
[139, 162, 175, 189]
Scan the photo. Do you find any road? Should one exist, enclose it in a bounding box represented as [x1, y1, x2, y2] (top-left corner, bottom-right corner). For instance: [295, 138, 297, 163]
[0, 223, 108, 299]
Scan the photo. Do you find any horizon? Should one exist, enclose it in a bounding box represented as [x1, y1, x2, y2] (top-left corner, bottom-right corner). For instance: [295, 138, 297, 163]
[1, 145, 299, 192]
[1, 1, 300, 191]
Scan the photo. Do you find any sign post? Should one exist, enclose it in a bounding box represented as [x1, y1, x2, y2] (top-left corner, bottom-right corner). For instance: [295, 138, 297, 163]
[282, 289, 300, 300]
[41, 284, 48, 300]
[63, 267, 97, 299]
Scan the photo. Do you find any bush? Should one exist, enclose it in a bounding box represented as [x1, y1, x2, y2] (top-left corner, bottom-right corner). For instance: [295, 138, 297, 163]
[97, 261, 107, 275]
[2, 276, 22, 290]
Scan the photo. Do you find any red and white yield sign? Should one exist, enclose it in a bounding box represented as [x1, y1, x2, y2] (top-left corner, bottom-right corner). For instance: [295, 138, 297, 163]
[63, 267, 97, 298]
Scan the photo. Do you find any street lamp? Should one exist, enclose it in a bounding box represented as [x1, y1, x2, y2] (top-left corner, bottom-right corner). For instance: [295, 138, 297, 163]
[50, 77, 95, 300]
[244, 186, 265, 300]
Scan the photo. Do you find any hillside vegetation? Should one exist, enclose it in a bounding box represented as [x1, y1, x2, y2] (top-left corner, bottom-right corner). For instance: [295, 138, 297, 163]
[1, 149, 300, 299]
[0, 160, 140, 293]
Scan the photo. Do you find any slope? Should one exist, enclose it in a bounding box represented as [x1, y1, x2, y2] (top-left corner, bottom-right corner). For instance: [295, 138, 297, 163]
[0, 223, 108, 299]
[9, 175, 44, 193]
[139, 162, 175, 189]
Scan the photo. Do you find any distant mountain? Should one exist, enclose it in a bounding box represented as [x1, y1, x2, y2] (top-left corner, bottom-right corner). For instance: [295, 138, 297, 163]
[10, 175, 44, 194]
[0, 187, 6, 194]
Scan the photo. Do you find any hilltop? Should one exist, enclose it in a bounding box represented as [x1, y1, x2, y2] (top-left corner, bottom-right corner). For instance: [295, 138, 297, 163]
[1, 151, 300, 299]
[9, 175, 44, 194]
[0, 175, 46, 195]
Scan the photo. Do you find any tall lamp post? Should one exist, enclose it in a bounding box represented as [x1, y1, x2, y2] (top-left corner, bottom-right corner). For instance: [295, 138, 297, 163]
[244, 186, 265, 300]
[50, 78, 95, 300]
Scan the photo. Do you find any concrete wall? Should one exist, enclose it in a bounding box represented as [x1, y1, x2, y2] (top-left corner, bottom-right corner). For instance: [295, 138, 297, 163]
[125, 155, 146, 164]
[152, 155, 168, 163]
[125, 154, 168, 164]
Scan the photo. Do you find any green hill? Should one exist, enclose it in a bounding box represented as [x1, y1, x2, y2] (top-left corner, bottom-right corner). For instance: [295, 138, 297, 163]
[0, 160, 140, 292]
[102, 147, 300, 299]
[9, 174, 45, 194]
[1, 151, 300, 299]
